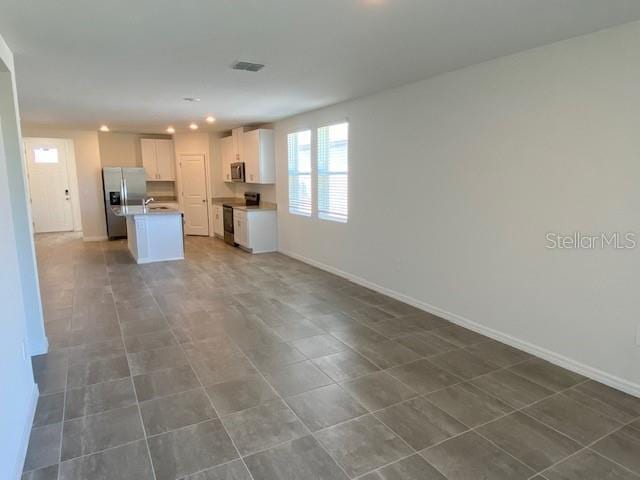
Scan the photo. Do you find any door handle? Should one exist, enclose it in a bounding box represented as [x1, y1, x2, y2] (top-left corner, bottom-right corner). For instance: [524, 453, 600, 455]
[123, 179, 128, 206]
[64, 189, 70, 200]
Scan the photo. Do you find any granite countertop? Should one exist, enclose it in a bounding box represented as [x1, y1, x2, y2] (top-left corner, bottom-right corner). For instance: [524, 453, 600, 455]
[150, 196, 178, 203]
[211, 197, 277, 211]
[233, 202, 277, 212]
[112, 205, 182, 217]
[212, 197, 241, 205]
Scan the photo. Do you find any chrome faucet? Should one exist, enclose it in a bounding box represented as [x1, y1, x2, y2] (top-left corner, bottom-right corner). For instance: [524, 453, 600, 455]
[142, 197, 155, 212]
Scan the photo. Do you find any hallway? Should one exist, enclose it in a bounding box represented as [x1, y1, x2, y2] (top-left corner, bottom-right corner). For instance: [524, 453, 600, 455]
[23, 234, 640, 480]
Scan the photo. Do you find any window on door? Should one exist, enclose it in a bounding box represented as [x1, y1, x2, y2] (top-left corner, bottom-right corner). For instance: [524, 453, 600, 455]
[287, 122, 349, 223]
[33, 147, 59, 164]
[287, 130, 312, 217]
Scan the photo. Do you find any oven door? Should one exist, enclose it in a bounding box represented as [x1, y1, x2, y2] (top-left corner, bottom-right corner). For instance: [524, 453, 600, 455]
[231, 162, 245, 183]
[223, 205, 235, 245]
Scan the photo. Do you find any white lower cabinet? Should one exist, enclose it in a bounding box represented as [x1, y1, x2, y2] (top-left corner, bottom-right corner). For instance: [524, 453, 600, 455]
[234, 209, 248, 247]
[233, 208, 277, 253]
[213, 204, 224, 237]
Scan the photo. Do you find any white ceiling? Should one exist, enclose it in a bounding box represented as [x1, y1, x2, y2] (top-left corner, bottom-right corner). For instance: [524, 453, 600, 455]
[1, 0, 640, 133]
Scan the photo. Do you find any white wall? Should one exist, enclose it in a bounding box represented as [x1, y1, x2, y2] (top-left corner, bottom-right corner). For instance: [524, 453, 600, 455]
[275, 22, 640, 394]
[98, 131, 143, 167]
[21, 126, 107, 240]
[0, 33, 39, 479]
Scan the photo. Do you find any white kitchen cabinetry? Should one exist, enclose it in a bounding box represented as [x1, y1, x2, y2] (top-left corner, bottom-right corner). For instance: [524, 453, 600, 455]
[141, 139, 175, 181]
[234, 209, 248, 247]
[232, 127, 244, 163]
[141, 139, 156, 181]
[243, 129, 275, 184]
[220, 136, 234, 183]
[213, 204, 224, 237]
[221, 127, 247, 183]
[234, 208, 277, 253]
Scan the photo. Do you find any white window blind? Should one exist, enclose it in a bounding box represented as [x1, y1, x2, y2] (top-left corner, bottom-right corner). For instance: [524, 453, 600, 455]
[317, 122, 348, 223]
[287, 130, 312, 216]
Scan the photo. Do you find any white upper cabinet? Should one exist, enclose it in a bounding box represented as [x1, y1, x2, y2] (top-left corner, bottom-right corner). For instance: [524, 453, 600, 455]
[141, 138, 175, 181]
[220, 127, 274, 184]
[243, 129, 275, 184]
[141, 139, 157, 181]
[232, 127, 244, 163]
[155, 139, 175, 181]
[220, 135, 234, 183]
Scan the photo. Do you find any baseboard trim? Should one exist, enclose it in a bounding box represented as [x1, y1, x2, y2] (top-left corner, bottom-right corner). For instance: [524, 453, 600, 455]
[136, 256, 184, 265]
[14, 382, 39, 479]
[280, 249, 640, 398]
[83, 235, 108, 242]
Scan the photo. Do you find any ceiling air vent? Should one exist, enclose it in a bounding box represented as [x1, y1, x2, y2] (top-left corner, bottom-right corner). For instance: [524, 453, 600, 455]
[231, 61, 265, 72]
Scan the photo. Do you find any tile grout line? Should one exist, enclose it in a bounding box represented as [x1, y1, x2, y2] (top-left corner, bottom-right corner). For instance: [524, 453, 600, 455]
[356, 375, 604, 478]
[55, 345, 69, 480]
[113, 304, 619, 478]
[463, 379, 640, 478]
[530, 421, 640, 480]
[223, 329, 355, 480]
[111, 245, 159, 480]
[147, 284, 258, 480]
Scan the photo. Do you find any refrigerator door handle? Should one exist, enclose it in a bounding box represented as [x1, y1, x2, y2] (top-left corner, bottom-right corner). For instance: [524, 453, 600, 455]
[123, 177, 128, 206]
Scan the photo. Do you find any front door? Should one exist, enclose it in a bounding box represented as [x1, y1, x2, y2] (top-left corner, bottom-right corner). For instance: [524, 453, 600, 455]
[180, 154, 209, 236]
[24, 138, 74, 233]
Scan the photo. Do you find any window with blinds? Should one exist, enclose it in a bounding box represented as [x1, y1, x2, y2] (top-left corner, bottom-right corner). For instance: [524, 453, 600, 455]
[317, 122, 348, 223]
[287, 130, 312, 216]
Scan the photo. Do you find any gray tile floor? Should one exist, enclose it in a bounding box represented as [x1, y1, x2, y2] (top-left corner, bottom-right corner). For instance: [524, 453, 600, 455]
[23, 233, 640, 480]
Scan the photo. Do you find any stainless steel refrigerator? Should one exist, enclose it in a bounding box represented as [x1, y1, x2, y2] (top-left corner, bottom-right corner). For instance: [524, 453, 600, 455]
[102, 167, 146, 239]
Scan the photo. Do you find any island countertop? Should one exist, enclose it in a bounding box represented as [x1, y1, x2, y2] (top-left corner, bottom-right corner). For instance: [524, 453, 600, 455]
[111, 205, 183, 217]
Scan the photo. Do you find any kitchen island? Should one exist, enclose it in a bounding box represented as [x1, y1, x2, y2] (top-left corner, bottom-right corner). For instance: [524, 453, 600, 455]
[112, 205, 184, 264]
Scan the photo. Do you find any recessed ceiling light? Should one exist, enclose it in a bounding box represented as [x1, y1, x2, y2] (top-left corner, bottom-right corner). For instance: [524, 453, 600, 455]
[166, 126, 175, 134]
[183, 97, 201, 103]
[205, 116, 216, 124]
[189, 123, 199, 130]
[99, 125, 109, 132]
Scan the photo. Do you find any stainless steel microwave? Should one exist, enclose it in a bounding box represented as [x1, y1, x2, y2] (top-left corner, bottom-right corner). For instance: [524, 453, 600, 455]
[231, 162, 245, 182]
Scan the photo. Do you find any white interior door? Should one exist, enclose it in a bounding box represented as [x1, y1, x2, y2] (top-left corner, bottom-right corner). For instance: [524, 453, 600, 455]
[24, 138, 74, 233]
[180, 154, 209, 236]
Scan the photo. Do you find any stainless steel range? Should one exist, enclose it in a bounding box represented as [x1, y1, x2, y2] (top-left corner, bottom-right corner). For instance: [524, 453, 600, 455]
[223, 192, 260, 246]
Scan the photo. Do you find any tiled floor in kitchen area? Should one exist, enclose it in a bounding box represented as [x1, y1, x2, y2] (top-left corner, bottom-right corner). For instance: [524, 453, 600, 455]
[23, 233, 640, 480]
